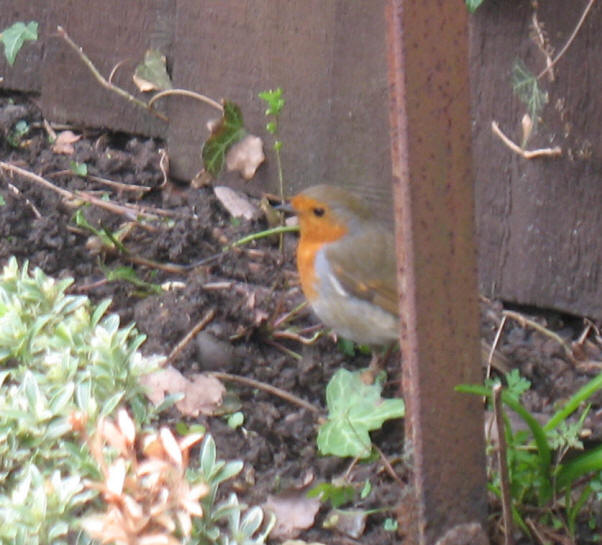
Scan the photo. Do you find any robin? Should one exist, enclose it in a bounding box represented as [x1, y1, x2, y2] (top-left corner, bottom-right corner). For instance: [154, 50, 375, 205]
[290, 184, 508, 372]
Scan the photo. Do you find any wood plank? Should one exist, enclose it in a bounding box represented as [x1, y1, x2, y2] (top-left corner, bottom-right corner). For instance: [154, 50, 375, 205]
[168, 0, 339, 193]
[325, 1, 392, 216]
[40, 0, 173, 137]
[470, 1, 602, 320]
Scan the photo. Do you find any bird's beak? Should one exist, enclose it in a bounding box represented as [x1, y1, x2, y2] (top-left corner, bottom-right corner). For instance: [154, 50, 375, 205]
[274, 200, 295, 215]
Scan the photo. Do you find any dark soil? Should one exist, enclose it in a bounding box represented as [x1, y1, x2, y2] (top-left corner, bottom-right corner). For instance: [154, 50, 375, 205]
[1, 93, 601, 544]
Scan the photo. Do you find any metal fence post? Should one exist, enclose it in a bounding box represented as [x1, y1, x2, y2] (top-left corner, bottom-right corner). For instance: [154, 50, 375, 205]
[386, 1, 489, 543]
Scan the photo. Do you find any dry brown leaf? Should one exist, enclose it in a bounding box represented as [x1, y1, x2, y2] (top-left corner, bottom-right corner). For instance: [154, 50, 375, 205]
[140, 366, 225, 417]
[323, 509, 368, 539]
[264, 490, 321, 540]
[51, 130, 81, 155]
[225, 134, 265, 180]
[175, 374, 225, 417]
[214, 185, 261, 220]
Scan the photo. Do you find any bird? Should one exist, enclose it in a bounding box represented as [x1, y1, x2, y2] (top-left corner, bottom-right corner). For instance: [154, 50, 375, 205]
[289, 184, 509, 373]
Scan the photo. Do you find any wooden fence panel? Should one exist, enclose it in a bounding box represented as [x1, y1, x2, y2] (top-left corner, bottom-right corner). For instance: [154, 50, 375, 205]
[470, 1, 602, 320]
[40, 0, 173, 137]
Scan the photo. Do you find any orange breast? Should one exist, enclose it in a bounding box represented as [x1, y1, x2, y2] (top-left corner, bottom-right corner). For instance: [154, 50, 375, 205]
[296, 239, 322, 300]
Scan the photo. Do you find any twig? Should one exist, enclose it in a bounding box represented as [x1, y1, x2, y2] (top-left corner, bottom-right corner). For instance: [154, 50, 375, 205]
[108, 58, 129, 85]
[272, 327, 323, 345]
[373, 443, 405, 488]
[263, 339, 303, 361]
[49, 170, 151, 194]
[537, 0, 596, 80]
[502, 309, 574, 359]
[271, 300, 309, 329]
[491, 121, 562, 159]
[164, 308, 216, 366]
[494, 383, 514, 545]
[56, 26, 168, 123]
[531, 12, 554, 82]
[6, 182, 42, 218]
[209, 371, 321, 415]
[147, 89, 223, 113]
[0, 162, 162, 221]
[87, 174, 152, 193]
[42, 118, 57, 142]
[525, 518, 546, 545]
[158, 148, 169, 187]
[488, 314, 509, 380]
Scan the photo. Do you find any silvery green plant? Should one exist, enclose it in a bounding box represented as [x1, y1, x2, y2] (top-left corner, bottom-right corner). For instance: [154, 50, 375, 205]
[0, 258, 273, 545]
[0, 257, 160, 544]
[189, 435, 275, 545]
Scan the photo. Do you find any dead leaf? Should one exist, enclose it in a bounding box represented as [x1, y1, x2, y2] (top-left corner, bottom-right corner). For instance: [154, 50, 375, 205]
[140, 366, 225, 417]
[323, 509, 368, 539]
[264, 490, 321, 540]
[225, 134, 265, 180]
[214, 185, 260, 220]
[133, 49, 173, 92]
[52, 130, 81, 155]
[175, 374, 225, 417]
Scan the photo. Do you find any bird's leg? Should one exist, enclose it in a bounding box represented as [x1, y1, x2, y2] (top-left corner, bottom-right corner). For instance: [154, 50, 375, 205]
[361, 342, 396, 384]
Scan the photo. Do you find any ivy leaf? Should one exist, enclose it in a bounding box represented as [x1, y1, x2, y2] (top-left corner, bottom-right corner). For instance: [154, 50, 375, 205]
[465, 0, 485, 13]
[133, 49, 172, 92]
[1, 21, 38, 65]
[69, 161, 88, 177]
[202, 100, 246, 178]
[317, 368, 404, 458]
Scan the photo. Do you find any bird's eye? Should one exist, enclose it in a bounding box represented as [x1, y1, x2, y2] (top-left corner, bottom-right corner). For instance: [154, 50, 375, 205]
[312, 207, 325, 217]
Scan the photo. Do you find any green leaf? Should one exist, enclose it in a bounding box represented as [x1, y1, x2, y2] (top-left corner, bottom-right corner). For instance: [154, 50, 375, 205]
[557, 444, 602, 491]
[511, 59, 548, 127]
[258, 88, 285, 117]
[0, 195, 5, 206]
[465, 0, 485, 13]
[308, 482, 355, 508]
[383, 518, 398, 531]
[317, 368, 404, 458]
[69, 161, 88, 177]
[1, 21, 38, 65]
[201, 100, 246, 178]
[104, 266, 162, 294]
[227, 411, 244, 429]
[337, 338, 356, 357]
[133, 48, 172, 92]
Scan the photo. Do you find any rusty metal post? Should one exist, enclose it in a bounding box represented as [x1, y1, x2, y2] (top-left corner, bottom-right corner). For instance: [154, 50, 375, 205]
[386, 1, 489, 544]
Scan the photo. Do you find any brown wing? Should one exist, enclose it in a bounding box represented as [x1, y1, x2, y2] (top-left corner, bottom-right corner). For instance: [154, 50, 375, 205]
[325, 223, 399, 316]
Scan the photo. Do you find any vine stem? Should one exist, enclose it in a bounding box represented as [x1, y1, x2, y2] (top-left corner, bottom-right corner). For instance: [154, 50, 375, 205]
[537, 0, 596, 80]
[57, 26, 168, 122]
[148, 89, 223, 113]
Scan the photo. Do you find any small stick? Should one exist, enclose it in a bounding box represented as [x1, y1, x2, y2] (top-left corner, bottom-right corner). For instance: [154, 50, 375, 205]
[491, 121, 562, 159]
[86, 174, 151, 193]
[487, 314, 509, 380]
[503, 309, 573, 359]
[6, 182, 42, 218]
[210, 371, 321, 415]
[271, 328, 323, 345]
[164, 308, 216, 366]
[494, 383, 514, 545]
[56, 26, 168, 123]
[0, 162, 160, 221]
[373, 443, 405, 488]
